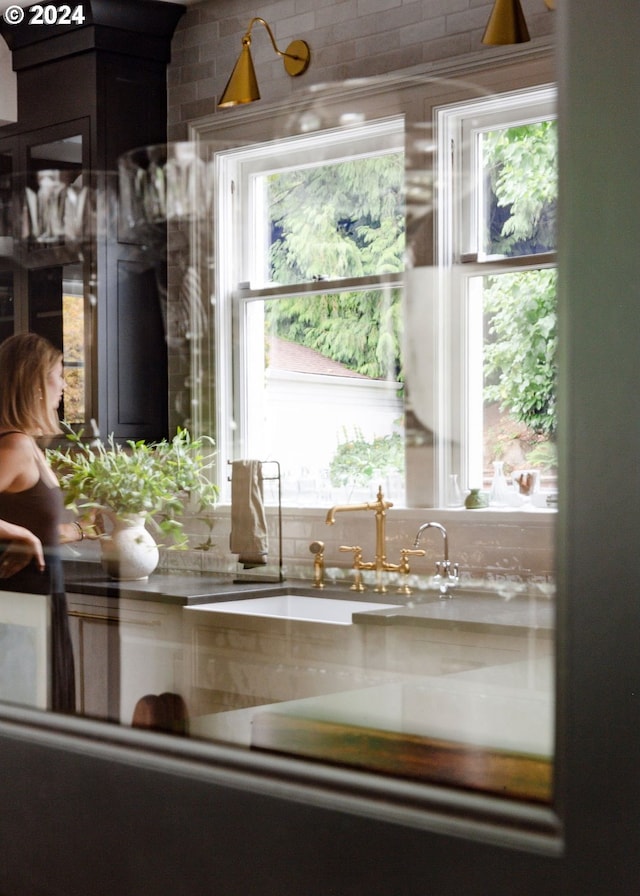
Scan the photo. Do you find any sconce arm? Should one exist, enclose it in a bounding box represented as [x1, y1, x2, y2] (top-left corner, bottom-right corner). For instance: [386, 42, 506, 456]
[245, 17, 308, 65]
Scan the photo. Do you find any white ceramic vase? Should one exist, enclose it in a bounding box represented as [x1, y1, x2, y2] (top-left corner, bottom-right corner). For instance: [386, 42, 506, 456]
[100, 513, 159, 581]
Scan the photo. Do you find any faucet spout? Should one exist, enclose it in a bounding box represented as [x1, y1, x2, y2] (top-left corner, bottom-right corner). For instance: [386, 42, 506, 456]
[414, 521, 449, 561]
[325, 486, 393, 525]
[326, 502, 375, 525]
[414, 521, 458, 598]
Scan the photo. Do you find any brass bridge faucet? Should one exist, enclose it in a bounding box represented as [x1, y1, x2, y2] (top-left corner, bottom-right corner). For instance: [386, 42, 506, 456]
[325, 486, 425, 593]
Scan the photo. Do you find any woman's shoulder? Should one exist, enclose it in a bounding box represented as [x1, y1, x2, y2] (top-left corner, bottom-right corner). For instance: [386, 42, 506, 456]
[0, 430, 36, 466]
[0, 431, 39, 491]
[0, 430, 31, 448]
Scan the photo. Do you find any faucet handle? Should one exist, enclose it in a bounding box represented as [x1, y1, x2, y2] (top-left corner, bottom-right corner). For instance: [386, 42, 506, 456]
[401, 548, 426, 560]
[434, 560, 459, 598]
[396, 548, 426, 595]
[399, 547, 426, 574]
[339, 545, 365, 592]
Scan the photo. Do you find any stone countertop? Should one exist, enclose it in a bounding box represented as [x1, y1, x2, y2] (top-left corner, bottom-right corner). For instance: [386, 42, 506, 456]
[64, 564, 554, 634]
[64, 568, 290, 606]
[352, 590, 554, 634]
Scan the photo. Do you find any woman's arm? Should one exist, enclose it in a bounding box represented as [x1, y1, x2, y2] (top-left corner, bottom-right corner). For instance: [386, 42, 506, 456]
[0, 520, 45, 575]
[58, 511, 102, 544]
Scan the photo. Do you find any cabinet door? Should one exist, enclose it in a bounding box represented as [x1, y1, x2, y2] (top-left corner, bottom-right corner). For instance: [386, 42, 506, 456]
[68, 607, 120, 721]
[67, 595, 187, 727]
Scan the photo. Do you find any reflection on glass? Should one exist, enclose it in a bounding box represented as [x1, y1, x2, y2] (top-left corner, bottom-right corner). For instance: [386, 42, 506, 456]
[184, 585, 554, 803]
[118, 141, 212, 235]
[0, 591, 49, 710]
[0, 152, 12, 248]
[25, 136, 86, 246]
[0, 79, 556, 811]
[0, 272, 13, 344]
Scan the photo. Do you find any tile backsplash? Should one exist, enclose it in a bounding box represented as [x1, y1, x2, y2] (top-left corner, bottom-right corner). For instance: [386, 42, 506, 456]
[157, 505, 556, 590]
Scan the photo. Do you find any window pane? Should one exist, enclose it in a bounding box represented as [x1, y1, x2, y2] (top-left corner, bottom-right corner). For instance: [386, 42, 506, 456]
[251, 153, 404, 286]
[28, 263, 85, 424]
[62, 271, 85, 424]
[245, 289, 405, 506]
[468, 268, 557, 499]
[480, 121, 557, 258]
[3, 90, 555, 814]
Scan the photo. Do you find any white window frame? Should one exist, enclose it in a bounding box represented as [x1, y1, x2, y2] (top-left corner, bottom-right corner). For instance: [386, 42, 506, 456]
[213, 117, 405, 502]
[436, 84, 558, 497]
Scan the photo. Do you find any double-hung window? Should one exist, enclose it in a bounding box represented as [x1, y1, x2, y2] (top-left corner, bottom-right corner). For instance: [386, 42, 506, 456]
[436, 85, 558, 501]
[213, 85, 557, 509]
[214, 118, 405, 506]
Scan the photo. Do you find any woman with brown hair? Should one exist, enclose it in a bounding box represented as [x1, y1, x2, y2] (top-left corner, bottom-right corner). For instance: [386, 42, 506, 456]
[0, 332, 87, 713]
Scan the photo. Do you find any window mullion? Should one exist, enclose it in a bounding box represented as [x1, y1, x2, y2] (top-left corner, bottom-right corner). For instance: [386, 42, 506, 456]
[459, 252, 557, 270]
[234, 272, 404, 302]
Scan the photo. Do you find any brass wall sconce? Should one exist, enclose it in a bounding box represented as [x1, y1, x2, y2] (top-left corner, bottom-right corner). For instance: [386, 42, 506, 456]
[218, 17, 311, 108]
[482, 0, 556, 46]
[482, 0, 531, 44]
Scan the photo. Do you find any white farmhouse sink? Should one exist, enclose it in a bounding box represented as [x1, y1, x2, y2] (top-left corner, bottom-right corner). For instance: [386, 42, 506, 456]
[189, 594, 400, 625]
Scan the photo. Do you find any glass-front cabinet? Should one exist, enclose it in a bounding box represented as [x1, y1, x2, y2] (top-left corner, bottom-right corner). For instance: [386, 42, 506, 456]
[0, 120, 93, 430]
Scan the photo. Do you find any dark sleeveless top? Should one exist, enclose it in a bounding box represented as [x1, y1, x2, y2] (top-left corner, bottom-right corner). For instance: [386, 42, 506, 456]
[0, 430, 75, 713]
[0, 432, 65, 595]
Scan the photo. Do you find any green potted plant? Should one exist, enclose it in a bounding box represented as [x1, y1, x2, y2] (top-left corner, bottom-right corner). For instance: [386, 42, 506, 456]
[48, 428, 218, 581]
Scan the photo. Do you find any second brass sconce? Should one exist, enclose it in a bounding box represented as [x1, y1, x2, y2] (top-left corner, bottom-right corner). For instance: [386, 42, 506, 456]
[218, 17, 311, 108]
[482, 0, 556, 46]
[482, 0, 531, 44]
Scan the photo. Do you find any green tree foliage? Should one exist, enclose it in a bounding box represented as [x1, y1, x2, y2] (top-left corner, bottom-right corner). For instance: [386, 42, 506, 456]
[264, 122, 558, 434]
[482, 120, 558, 436]
[267, 290, 403, 380]
[484, 269, 557, 436]
[265, 154, 404, 379]
[329, 428, 405, 488]
[268, 155, 405, 282]
[483, 120, 557, 256]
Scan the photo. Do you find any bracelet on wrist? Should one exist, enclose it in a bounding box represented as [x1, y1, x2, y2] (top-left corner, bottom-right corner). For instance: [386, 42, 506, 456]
[73, 521, 85, 541]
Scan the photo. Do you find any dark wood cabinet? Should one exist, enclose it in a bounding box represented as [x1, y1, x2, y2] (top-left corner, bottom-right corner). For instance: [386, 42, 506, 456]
[0, 0, 184, 440]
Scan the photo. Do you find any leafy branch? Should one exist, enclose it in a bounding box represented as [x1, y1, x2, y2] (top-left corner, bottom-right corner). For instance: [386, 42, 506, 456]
[47, 428, 219, 547]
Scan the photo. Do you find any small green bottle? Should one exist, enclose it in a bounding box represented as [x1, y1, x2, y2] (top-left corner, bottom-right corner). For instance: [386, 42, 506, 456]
[464, 488, 488, 509]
